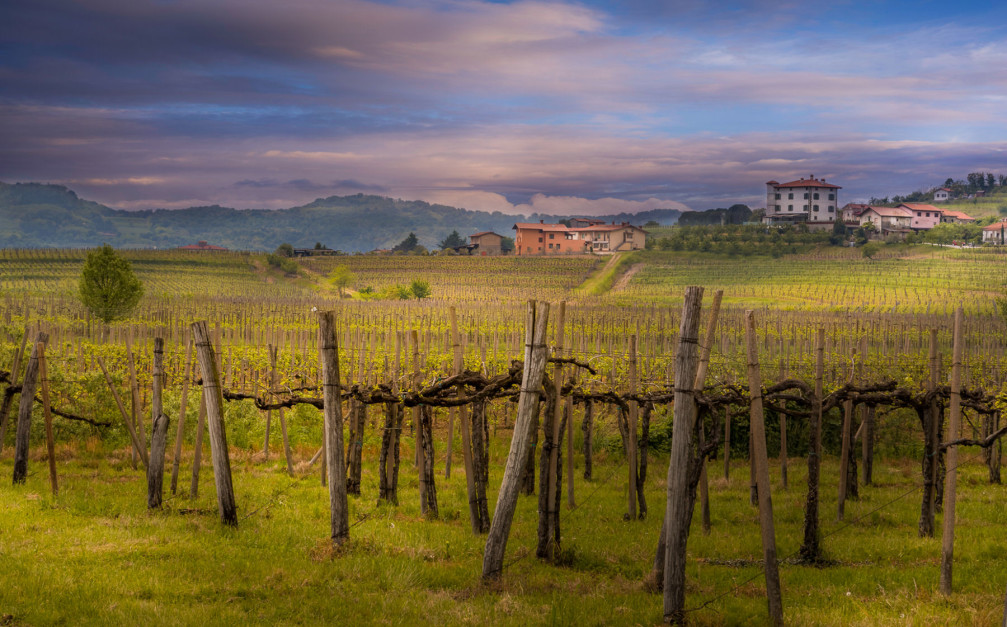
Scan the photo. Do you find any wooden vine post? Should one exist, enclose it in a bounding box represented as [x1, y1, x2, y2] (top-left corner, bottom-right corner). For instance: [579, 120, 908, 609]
[627, 333, 639, 520]
[147, 338, 170, 509]
[191, 321, 238, 526]
[661, 286, 704, 624]
[482, 300, 550, 581]
[744, 310, 784, 626]
[838, 347, 856, 521]
[38, 342, 58, 496]
[170, 334, 193, 494]
[939, 307, 963, 595]
[541, 301, 566, 558]
[97, 356, 148, 469]
[451, 307, 482, 533]
[318, 311, 349, 545]
[13, 331, 47, 485]
[800, 328, 825, 562]
[695, 289, 723, 534]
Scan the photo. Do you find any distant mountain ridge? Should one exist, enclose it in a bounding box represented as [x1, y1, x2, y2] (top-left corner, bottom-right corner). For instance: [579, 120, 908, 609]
[0, 182, 681, 252]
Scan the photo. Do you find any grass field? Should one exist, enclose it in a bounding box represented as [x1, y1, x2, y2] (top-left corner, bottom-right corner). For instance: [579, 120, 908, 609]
[1, 435, 1003, 626]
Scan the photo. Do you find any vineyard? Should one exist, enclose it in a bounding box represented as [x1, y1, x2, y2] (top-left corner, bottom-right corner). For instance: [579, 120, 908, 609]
[2, 246, 1007, 625]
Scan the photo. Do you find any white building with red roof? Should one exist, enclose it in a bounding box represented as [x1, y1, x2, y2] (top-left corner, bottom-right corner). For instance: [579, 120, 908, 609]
[934, 187, 952, 202]
[763, 175, 840, 227]
[983, 220, 1007, 245]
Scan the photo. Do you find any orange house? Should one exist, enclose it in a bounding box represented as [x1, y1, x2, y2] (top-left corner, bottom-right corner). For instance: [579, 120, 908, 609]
[513, 220, 647, 255]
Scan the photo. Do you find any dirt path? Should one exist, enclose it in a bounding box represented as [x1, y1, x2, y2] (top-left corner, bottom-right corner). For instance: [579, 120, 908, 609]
[612, 262, 644, 292]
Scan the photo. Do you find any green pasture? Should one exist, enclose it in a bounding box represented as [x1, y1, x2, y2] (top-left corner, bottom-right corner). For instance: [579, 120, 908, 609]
[0, 431, 1003, 626]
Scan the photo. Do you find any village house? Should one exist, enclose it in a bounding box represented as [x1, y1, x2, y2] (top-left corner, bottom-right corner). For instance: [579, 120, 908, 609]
[763, 175, 840, 228]
[467, 231, 504, 256]
[841, 203, 871, 224]
[512, 220, 647, 255]
[933, 187, 952, 202]
[857, 206, 913, 235]
[983, 220, 1007, 245]
[900, 203, 943, 230]
[939, 210, 975, 224]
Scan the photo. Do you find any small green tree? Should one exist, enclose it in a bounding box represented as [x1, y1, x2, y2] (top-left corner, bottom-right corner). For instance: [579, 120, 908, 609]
[79, 244, 144, 324]
[328, 265, 356, 297]
[438, 230, 466, 250]
[275, 243, 294, 257]
[392, 233, 419, 253]
[861, 242, 881, 259]
[410, 279, 431, 299]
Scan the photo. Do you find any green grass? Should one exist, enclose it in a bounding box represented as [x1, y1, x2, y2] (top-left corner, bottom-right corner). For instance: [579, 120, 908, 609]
[1, 434, 1004, 625]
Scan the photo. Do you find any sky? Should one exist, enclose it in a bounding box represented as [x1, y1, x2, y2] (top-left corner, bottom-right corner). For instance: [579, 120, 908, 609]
[3, 0, 1007, 215]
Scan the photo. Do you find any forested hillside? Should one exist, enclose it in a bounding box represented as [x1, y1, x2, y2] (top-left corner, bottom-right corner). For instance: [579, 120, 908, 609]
[0, 183, 681, 252]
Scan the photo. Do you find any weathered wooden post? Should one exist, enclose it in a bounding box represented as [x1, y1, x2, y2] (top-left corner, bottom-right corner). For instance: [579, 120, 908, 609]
[800, 328, 825, 562]
[838, 348, 855, 521]
[13, 331, 47, 485]
[661, 286, 704, 624]
[38, 342, 58, 496]
[190, 392, 207, 498]
[191, 321, 238, 526]
[97, 356, 148, 469]
[920, 329, 940, 537]
[744, 310, 784, 626]
[148, 338, 170, 509]
[696, 289, 723, 534]
[482, 300, 550, 581]
[541, 301, 566, 557]
[627, 333, 639, 520]
[940, 307, 964, 595]
[170, 335, 193, 494]
[318, 311, 349, 545]
[452, 307, 482, 533]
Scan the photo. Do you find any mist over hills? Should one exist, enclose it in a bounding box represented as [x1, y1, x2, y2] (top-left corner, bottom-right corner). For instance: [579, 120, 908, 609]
[0, 182, 681, 252]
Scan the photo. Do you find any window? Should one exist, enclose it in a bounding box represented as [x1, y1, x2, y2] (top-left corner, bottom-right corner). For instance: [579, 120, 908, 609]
[538, 237, 543, 242]
[813, 205, 819, 211]
[828, 193, 834, 200]
[803, 193, 809, 199]
[813, 193, 820, 200]
[626, 231, 633, 240]
[788, 193, 794, 199]
[917, 212, 922, 217]
[775, 193, 781, 200]
[828, 206, 834, 212]
[788, 205, 793, 212]
[925, 212, 930, 217]
[565, 232, 575, 239]
[549, 233, 555, 239]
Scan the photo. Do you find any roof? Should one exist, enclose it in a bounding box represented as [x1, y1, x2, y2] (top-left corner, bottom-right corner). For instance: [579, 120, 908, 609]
[469, 231, 502, 238]
[941, 210, 974, 221]
[983, 221, 1007, 231]
[514, 222, 647, 233]
[900, 203, 943, 213]
[513, 222, 571, 232]
[938, 187, 952, 192]
[772, 175, 841, 189]
[842, 203, 871, 216]
[863, 206, 912, 218]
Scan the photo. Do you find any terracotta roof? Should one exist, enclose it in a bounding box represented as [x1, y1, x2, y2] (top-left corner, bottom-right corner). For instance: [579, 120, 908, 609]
[863, 206, 912, 218]
[938, 187, 952, 192]
[983, 221, 1007, 231]
[513, 222, 570, 232]
[899, 203, 943, 213]
[469, 231, 501, 238]
[941, 210, 974, 221]
[772, 176, 841, 189]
